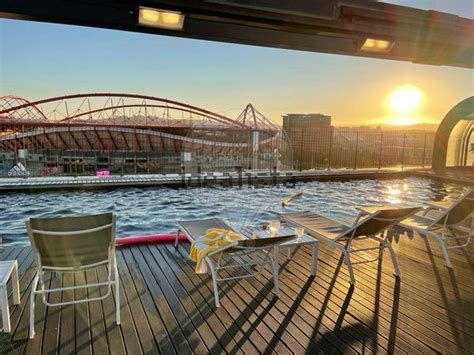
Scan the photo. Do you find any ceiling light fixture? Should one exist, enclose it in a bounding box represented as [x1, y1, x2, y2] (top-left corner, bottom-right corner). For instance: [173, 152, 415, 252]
[360, 38, 394, 53]
[138, 7, 184, 30]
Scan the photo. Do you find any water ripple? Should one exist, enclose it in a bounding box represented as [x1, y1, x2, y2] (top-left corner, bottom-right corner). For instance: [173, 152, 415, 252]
[0, 176, 466, 246]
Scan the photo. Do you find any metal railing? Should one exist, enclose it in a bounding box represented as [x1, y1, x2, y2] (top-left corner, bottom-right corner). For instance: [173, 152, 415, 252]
[285, 128, 435, 171]
[0, 128, 435, 177]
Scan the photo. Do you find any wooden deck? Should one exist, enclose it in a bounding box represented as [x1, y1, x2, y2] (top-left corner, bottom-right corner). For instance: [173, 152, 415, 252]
[0, 228, 473, 354]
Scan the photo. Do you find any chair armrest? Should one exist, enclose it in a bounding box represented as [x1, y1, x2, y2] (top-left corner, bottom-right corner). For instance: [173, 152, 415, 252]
[425, 200, 451, 211]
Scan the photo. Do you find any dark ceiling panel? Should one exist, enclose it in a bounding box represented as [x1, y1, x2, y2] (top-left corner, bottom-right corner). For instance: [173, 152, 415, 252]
[0, 0, 472, 68]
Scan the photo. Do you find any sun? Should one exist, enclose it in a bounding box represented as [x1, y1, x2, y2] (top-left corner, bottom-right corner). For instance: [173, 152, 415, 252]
[389, 86, 422, 114]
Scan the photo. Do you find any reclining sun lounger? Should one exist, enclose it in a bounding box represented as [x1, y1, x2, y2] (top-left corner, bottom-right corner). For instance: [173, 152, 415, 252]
[399, 189, 474, 268]
[279, 207, 420, 285]
[176, 218, 294, 307]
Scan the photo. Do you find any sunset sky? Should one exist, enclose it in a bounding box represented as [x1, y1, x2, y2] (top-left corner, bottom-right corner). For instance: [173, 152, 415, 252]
[1, 1, 473, 127]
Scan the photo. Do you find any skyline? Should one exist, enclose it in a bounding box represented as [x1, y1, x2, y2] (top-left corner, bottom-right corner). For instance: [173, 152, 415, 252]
[1, 2, 473, 127]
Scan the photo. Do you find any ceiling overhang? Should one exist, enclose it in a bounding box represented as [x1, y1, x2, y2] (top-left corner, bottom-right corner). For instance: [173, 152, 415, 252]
[1, 0, 473, 68]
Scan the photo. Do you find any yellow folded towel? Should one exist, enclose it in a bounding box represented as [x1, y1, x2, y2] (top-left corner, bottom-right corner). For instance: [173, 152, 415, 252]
[189, 228, 243, 274]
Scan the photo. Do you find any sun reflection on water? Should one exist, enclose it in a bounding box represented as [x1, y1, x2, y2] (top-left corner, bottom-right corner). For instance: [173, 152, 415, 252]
[384, 183, 411, 204]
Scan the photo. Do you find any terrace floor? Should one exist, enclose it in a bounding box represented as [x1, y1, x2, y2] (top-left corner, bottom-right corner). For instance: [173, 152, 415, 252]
[0, 229, 473, 354]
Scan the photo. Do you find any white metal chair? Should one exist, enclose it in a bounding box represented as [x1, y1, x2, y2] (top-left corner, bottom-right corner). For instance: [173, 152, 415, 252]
[280, 207, 421, 285]
[399, 189, 474, 267]
[26, 213, 120, 339]
[177, 218, 294, 307]
[0, 260, 20, 333]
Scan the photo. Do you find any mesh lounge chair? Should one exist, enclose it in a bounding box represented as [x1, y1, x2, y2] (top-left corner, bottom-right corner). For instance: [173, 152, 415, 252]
[279, 207, 421, 285]
[176, 218, 294, 307]
[26, 213, 120, 339]
[399, 189, 474, 268]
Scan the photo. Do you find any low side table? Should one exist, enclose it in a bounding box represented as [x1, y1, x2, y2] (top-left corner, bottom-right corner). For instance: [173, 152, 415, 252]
[0, 260, 20, 333]
[249, 226, 319, 276]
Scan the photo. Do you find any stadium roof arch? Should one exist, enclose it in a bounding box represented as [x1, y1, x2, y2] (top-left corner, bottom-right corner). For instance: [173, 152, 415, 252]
[0, 93, 279, 131]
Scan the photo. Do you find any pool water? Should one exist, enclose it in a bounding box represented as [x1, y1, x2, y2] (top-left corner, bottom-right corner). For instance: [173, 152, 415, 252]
[0, 177, 467, 247]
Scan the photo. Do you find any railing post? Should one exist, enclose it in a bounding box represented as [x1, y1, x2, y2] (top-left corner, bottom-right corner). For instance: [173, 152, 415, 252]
[378, 131, 383, 170]
[327, 129, 333, 170]
[401, 133, 406, 171]
[299, 130, 303, 171]
[421, 132, 427, 168]
[354, 131, 359, 170]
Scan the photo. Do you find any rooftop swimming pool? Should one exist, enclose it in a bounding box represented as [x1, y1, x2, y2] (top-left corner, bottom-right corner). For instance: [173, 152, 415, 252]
[0, 176, 467, 247]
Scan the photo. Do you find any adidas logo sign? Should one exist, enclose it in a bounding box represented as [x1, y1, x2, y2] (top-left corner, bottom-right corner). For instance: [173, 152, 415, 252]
[8, 162, 30, 177]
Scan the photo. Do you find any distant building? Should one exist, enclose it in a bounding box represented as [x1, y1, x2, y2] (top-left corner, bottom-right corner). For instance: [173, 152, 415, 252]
[282, 114, 331, 131]
[282, 113, 333, 170]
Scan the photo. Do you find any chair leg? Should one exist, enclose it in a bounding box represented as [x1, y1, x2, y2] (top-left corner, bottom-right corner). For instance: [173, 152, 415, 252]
[385, 241, 401, 277]
[1, 286, 10, 333]
[29, 275, 39, 339]
[311, 242, 319, 276]
[175, 229, 180, 248]
[437, 237, 453, 268]
[378, 240, 385, 260]
[343, 250, 356, 285]
[207, 259, 220, 307]
[270, 251, 280, 297]
[114, 265, 121, 325]
[12, 262, 20, 305]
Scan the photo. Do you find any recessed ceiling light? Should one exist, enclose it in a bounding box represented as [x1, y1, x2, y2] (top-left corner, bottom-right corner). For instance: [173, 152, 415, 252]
[138, 7, 185, 30]
[360, 38, 394, 53]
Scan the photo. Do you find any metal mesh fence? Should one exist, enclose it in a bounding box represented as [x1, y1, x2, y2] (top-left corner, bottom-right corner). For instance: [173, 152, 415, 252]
[285, 128, 435, 171]
[0, 126, 435, 176]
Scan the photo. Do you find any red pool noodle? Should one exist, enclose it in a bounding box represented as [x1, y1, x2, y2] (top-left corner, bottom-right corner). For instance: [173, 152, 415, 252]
[116, 233, 187, 246]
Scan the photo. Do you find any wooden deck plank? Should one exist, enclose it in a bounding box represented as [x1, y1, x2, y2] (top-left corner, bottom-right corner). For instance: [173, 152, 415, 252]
[85, 269, 110, 355]
[6, 251, 36, 354]
[230, 271, 341, 353]
[295, 246, 467, 354]
[95, 266, 126, 355]
[59, 272, 76, 355]
[221, 247, 392, 354]
[0, 230, 472, 355]
[211, 277, 294, 354]
[161, 243, 263, 354]
[205, 251, 341, 354]
[314, 242, 474, 348]
[173, 243, 292, 353]
[128, 246, 193, 354]
[115, 251, 160, 354]
[148, 244, 240, 354]
[338, 249, 474, 347]
[0, 247, 16, 261]
[74, 272, 92, 355]
[347, 250, 474, 334]
[240, 254, 397, 354]
[144, 245, 226, 354]
[0, 247, 34, 354]
[387, 229, 474, 293]
[158, 244, 248, 354]
[277, 249, 431, 354]
[4, 247, 31, 303]
[23, 274, 53, 354]
[120, 248, 176, 354]
[41, 274, 62, 355]
[297, 249, 450, 352]
[174, 242, 299, 354]
[138, 245, 211, 354]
